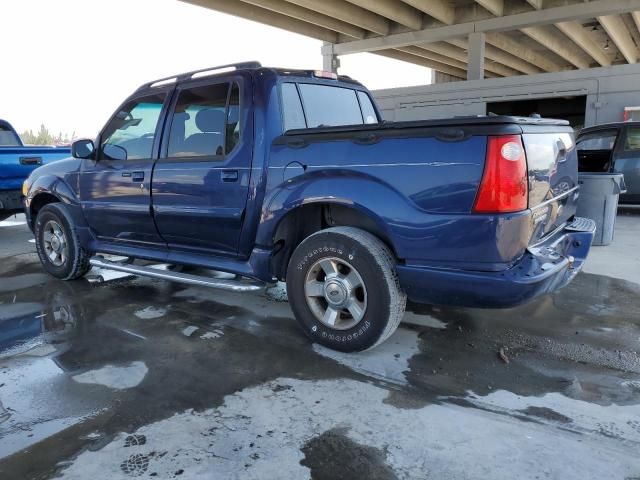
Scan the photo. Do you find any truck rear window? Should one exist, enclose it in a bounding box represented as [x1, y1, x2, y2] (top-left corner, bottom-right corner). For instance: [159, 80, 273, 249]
[281, 82, 378, 131]
[0, 124, 21, 147]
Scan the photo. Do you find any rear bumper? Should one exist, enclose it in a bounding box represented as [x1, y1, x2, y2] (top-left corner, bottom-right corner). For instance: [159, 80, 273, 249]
[396, 217, 596, 308]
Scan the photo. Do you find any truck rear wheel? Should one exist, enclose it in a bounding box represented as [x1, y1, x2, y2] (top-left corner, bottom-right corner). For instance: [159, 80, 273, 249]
[34, 203, 91, 280]
[286, 227, 406, 352]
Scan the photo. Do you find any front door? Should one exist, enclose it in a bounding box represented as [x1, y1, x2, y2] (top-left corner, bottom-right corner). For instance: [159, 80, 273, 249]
[615, 126, 640, 201]
[152, 74, 253, 255]
[80, 91, 169, 246]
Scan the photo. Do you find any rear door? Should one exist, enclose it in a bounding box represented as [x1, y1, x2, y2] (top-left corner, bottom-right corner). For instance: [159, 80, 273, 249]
[152, 73, 253, 255]
[614, 126, 640, 200]
[523, 128, 579, 242]
[79, 91, 169, 246]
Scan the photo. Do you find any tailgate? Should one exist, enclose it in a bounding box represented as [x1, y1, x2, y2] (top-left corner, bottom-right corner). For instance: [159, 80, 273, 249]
[522, 130, 578, 244]
[0, 147, 70, 191]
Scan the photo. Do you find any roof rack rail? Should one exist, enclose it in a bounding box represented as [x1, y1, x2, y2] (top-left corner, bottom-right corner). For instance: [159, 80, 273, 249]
[137, 61, 262, 91]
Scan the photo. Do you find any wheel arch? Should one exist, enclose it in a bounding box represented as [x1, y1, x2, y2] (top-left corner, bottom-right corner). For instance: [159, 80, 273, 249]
[268, 201, 399, 281]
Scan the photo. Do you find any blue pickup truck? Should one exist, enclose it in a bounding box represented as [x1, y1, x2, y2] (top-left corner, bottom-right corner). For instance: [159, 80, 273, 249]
[0, 120, 70, 221]
[23, 62, 595, 352]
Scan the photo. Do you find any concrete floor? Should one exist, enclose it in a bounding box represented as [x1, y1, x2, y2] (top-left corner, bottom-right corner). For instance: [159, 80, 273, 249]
[0, 213, 639, 479]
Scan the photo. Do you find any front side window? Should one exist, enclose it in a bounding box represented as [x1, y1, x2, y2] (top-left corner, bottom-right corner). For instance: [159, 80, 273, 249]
[624, 127, 640, 151]
[577, 130, 618, 151]
[100, 93, 165, 161]
[167, 81, 241, 158]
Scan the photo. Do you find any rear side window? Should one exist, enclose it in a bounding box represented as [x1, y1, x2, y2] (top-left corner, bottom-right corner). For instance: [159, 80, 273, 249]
[357, 91, 378, 124]
[0, 124, 21, 147]
[281, 83, 379, 130]
[281, 83, 306, 131]
[299, 84, 362, 127]
[624, 127, 640, 151]
[167, 81, 241, 158]
[577, 130, 618, 151]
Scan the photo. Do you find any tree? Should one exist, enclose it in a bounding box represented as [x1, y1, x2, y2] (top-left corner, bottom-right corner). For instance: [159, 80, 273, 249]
[20, 124, 76, 145]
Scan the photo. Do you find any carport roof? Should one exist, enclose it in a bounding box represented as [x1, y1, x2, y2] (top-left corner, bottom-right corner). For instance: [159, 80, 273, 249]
[181, 0, 640, 79]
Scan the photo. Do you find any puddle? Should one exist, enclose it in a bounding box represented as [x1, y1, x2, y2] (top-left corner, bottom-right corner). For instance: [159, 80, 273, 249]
[72, 362, 148, 390]
[300, 427, 398, 480]
[313, 327, 421, 385]
[133, 306, 167, 320]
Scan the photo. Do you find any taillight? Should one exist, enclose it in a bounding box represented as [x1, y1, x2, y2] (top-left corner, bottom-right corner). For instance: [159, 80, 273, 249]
[473, 135, 528, 213]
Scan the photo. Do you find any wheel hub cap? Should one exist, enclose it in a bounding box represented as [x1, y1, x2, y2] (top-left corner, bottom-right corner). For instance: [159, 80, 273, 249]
[50, 235, 62, 252]
[304, 257, 367, 331]
[324, 280, 349, 307]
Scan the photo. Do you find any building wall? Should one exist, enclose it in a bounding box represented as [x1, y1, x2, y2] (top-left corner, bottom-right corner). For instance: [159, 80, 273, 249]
[373, 63, 640, 127]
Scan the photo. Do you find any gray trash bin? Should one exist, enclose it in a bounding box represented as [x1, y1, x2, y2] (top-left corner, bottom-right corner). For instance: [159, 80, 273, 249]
[576, 173, 626, 246]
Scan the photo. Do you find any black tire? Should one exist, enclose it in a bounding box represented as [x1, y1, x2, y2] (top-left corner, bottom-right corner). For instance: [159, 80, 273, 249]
[286, 226, 406, 352]
[34, 203, 91, 280]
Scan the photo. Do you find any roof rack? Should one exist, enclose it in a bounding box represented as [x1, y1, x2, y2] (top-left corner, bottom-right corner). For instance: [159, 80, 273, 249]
[137, 61, 262, 91]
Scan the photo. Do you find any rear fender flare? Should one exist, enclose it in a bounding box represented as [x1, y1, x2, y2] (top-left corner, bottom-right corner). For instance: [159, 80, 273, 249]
[257, 174, 414, 257]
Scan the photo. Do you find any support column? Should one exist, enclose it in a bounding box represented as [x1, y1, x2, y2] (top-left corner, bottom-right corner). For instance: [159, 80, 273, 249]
[322, 42, 340, 73]
[467, 32, 486, 80]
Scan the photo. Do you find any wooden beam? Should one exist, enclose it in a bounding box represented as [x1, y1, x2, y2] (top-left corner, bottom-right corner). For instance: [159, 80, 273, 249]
[556, 21, 611, 66]
[448, 37, 542, 74]
[376, 49, 467, 78]
[285, 0, 390, 35]
[520, 26, 591, 69]
[345, 0, 424, 31]
[485, 32, 564, 72]
[182, 0, 338, 42]
[239, 0, 366, 38]
[476, 0, 504, 17]
[328, 0, 640, 55]
[598, 15, 639, 63]
[399, 0, 455, 25]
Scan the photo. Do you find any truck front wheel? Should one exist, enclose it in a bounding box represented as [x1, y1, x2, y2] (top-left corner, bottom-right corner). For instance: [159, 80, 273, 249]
[286, 227, 406, 352]
[34, 203, 91, 280]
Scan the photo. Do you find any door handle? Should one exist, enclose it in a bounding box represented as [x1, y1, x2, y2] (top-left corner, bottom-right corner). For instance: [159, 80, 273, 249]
[221, 170, 238, 182]
[20, 156, 43, 166]
[132, 171, 145, 181]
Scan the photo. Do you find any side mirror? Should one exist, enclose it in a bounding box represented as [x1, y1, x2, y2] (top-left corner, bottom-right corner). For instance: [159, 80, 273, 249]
[103, 144, 128, 161]
[71, 139, 95, 159]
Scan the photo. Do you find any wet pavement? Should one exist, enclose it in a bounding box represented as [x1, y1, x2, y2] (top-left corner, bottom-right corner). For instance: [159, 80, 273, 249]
[0, 214, 639, 479]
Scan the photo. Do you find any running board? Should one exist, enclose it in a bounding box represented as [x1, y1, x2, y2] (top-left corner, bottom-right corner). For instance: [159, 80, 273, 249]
[89, 257, 264, 292]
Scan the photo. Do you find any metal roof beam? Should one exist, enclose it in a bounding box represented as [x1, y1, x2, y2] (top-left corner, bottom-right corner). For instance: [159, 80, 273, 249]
[598, 15, 639, 63]
[326, 0, 640, 55]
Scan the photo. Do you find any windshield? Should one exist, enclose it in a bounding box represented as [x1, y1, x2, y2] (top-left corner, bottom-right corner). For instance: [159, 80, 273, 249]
[0, 123, 21, 147]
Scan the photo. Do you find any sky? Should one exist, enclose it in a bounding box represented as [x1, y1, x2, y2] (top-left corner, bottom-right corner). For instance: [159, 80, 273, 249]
[2, 0, 431, 137]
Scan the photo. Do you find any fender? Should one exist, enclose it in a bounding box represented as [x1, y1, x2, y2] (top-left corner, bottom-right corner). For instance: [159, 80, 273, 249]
[256, 170, 416, 258]
[25, 166, 90, 234]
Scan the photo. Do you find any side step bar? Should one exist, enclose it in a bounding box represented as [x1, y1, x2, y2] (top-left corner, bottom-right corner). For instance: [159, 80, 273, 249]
[89, 257, 264, 293]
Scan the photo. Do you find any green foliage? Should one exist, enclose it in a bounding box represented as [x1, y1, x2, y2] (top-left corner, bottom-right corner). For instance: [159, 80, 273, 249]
[20, 124, 76, 145]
